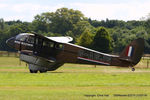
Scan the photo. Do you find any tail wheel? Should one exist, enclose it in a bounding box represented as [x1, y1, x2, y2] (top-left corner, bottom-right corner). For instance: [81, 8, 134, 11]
[132, 67, 135, 71]
[129, 63, 135, 72]
[130, 65, 135, 72]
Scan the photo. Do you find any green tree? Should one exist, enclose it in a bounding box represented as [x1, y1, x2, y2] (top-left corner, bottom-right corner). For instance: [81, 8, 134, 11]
[77, 29, 93, 48]
[32, 14, 48, 33]
[32, 8, 85, 35]
[0, 18, 5, 30]
[8, 23, 30, 36]
[67, 21, 94, 41]
[92, 27, 112, 53]
[145, 19, 150, 34]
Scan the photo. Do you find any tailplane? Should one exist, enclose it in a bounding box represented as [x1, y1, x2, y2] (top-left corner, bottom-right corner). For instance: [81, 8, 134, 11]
[119, 38, 144, 66]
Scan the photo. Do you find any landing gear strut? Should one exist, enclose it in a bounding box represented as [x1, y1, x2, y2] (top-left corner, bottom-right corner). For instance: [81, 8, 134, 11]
[129, 63, 135, 72]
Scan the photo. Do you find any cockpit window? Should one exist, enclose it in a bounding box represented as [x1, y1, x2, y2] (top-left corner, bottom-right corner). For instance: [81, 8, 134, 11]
[16, 33, 34, 44]
[16, 34, 27, 41]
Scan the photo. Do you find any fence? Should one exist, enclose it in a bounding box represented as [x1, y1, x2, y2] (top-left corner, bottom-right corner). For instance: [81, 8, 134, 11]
[0, 51, 19, 57]
[142, 54, 150, 68]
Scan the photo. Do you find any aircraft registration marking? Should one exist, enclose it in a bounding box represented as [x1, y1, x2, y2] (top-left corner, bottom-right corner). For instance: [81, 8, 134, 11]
[78, 50, 111, 63]
[77, 57, 110, 65]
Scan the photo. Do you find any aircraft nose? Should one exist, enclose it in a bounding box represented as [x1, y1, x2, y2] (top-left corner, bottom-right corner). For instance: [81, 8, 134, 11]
[6, 37, 15, 48]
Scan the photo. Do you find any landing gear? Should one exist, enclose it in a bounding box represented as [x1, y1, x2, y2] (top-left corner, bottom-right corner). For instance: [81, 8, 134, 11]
[29, 70, 47, 73]
[131, 67, 135, 71]
[28, 64, 47, 73]
[39, 70, 47, 73]
[130, 65, 135, 72]
[129, 63, 135, 72]
[30, 69, 38, 73]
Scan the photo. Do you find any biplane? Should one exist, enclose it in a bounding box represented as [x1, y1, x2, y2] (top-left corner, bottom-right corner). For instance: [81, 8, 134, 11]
[6, 33, 144, 73]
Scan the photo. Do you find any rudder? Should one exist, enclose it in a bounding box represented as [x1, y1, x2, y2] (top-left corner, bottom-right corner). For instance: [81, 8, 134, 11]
[119, 38, 144, 66]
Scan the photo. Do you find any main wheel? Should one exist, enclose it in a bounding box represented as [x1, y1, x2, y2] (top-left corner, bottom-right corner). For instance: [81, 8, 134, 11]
[39, 70, 47, 73]
[30, 69, 38, 73]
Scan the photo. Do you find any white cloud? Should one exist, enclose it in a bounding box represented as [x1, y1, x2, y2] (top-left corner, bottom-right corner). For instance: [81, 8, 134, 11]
[5, 15, 26, 21]
[70, 1, 150, 21]
[1, 1, 150, 21]
[10, 4, 57, 20]
[1, 3, 65, 21]
[0, 4, 7, 8]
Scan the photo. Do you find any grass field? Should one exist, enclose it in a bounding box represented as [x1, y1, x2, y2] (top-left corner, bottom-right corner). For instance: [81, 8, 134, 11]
[0, 57, 150, 100]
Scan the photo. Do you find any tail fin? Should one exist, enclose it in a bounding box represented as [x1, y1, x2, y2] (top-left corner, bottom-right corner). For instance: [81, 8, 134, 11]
[119, 38, 144, 66]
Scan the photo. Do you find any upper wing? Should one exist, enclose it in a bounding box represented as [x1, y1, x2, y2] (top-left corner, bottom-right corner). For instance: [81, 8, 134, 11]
[32, 32, 73, 43]
[47, 36, 73, 43]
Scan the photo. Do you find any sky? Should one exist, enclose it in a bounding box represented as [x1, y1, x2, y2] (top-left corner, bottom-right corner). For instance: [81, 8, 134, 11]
[0, 0, 150, 22]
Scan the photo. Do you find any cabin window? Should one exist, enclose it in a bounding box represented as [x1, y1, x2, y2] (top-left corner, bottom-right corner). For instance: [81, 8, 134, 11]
[35, 38, 43, 48]
[43, 41, 54, 48]
[26, 36, 34, 44]
[35, 38, 38, 45]
[55, 44, 64, 49]
[49, 42, 54, 48]
[43, 41, 49, 47]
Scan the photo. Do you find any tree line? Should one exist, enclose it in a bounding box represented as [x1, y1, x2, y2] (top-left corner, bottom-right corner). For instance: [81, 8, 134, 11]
[0, 7, 150, 54]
